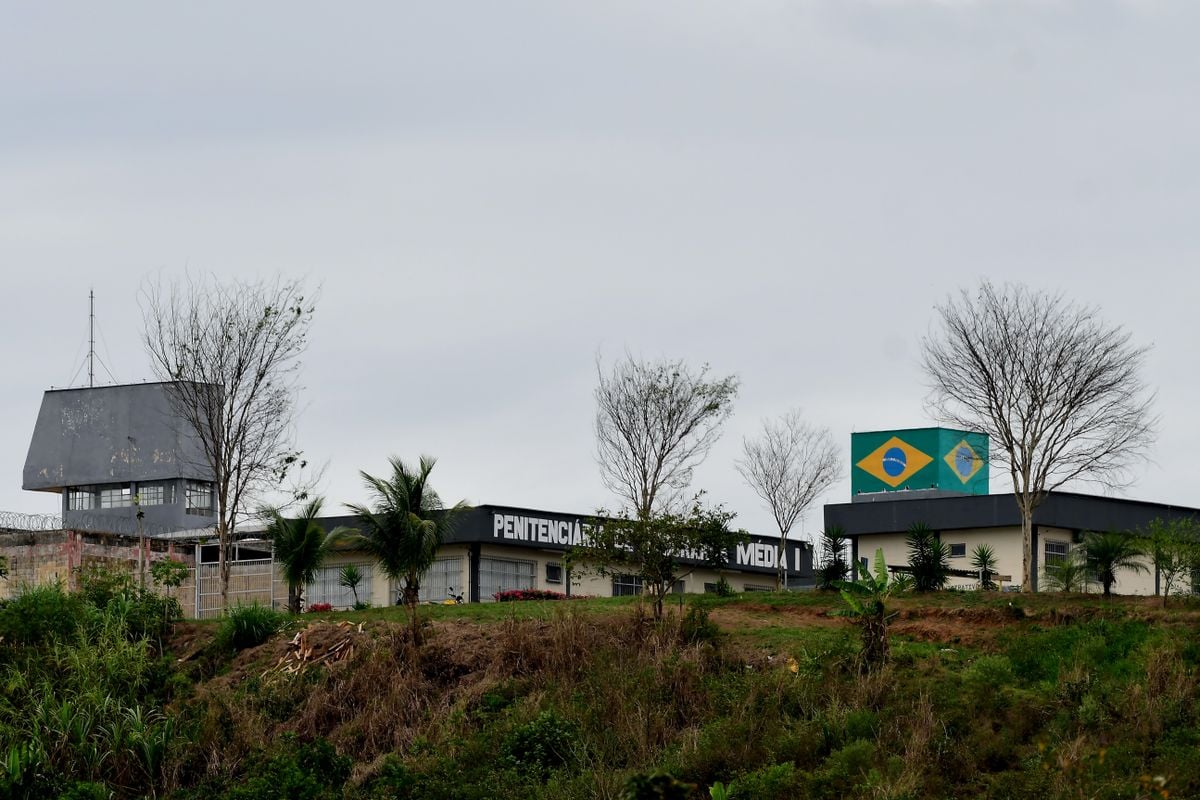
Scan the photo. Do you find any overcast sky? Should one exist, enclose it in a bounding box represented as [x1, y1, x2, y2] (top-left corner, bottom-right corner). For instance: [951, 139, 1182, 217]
[2, 1, 1197, 542]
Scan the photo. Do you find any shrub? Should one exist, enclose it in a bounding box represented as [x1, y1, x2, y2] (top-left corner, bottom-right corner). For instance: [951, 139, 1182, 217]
[215, 603, 285, 652]
[621, 773, 696, 799]
[306, 603, 333, 613]
[906, 523, 950, 591]
[495, 589, 569, 602]
[0, 583, 91, 646]
[77, 563, 135, 609]
[727, 763, 800, 800]
[681, 604, 719, 644]
[360, 754, 416, 799]
[712, 576, 736, 597]
[224, 735, 350, 800]
[150, 558, 189, 589]
[503, 710, 583, 778]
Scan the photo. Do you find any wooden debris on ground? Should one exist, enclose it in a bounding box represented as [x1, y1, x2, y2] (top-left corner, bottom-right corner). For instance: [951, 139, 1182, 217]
[264, 620, 366, 677]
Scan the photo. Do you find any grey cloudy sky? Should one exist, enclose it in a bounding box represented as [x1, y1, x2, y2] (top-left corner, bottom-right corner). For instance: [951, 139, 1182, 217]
[2, 1, 1197, 541]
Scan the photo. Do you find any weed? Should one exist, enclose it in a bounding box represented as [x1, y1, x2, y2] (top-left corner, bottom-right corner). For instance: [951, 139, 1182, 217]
[215, 603, 286, 652]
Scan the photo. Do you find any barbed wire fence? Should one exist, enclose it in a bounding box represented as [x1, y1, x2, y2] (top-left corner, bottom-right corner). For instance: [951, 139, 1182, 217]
[0, 509, 214, 539]
[0, 511, 63, 532]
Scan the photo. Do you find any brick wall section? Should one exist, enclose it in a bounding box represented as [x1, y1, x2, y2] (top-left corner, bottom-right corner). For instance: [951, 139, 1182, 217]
[0, 528, 196, 605]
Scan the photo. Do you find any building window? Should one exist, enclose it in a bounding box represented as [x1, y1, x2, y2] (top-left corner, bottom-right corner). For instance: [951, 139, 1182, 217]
[137, 482, 175, 507]
[744, 583, 774, 593]
[306, 562, 374, 609]
[479, 557, 535, 601]
[704, 582, 719, 594]
[99, 486, 132, 509]
[949, 543, 966, 558]
[185, 481, 214, 515]
[1045, 541, 1069, 567]
[419, 557, 464, 603]
[546, 562, 563, 584]
[612, 574, 643, 597]
[67, 488, 96, 510]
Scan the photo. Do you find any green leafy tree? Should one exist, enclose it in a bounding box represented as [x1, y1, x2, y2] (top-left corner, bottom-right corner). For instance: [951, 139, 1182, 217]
[1143, 518, 1200, 606]
[1083, 530, 1149, 598]
[905, 523, 950, 592]
[970, 544, 999, 591]
[339, 564, 364, 607]
[150, 558, 188, 590]
[1042, 549, 1089, 593]
[834, 548, 899, 670]
[265, 497, 349, 614]
[344, 456, 466, 643]
[575, 496, 745, 621]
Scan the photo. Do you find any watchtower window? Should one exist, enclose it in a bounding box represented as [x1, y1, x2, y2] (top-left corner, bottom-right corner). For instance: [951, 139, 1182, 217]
[185, 481, 214, 515]
[67, 488, 96, 510]
[100, 486, 132, 509]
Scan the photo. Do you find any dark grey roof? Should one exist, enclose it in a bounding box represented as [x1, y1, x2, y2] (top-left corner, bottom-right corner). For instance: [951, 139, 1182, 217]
[23, 382, 214, 491]
[824, 490, 1200, 537]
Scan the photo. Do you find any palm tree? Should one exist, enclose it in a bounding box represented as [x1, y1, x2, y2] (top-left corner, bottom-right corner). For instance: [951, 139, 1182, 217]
[1083, 530, 1149, 597]
[906, 522, 950, 592]
[339, 564, 364, 607]
[266, 497, 347, 614]
[970, 544, 999, 591]
[1042, 550, 1089, 593]
[344, 455, 466, 643]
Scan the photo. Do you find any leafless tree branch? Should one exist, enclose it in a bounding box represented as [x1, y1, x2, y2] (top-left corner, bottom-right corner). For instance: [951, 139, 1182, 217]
[921, 281, 1156, 590]
[141, 273, 316, 606]
[594, 353, 739, 519]
[736, 409, 840, 590]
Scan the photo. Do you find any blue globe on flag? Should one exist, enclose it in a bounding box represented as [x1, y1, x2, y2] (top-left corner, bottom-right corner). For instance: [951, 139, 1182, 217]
[881, 447, 907, 477]
[954, 445, 975, 478]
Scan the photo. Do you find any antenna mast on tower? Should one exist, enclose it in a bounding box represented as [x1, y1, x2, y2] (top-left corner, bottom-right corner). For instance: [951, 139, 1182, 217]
[88, 289, 95, 388]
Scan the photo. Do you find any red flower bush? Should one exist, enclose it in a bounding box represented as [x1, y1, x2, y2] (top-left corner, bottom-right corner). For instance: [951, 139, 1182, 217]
[494, 589, 568, 602]
[306, 602, 333, 612]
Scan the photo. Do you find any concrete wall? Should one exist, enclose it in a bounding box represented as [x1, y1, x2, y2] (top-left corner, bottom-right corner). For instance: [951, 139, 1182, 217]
[856, 526, 1163, 595]
[0, 529, 195, 604]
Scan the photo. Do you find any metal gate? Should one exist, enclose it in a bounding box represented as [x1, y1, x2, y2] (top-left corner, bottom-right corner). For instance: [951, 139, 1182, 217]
[195, 558, 275, 618]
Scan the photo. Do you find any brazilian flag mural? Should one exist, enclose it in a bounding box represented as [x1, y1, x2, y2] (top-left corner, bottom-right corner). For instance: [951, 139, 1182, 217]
[851, 428, 989, 496]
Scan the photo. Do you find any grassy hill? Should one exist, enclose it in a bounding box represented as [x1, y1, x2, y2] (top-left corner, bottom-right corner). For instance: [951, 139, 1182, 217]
[2, 581, 1197, 799]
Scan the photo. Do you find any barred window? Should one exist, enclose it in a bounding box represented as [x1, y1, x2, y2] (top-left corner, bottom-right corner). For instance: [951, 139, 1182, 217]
[305, 562, 375, 609]
[744, 583, 774, 593]
[479, 557, 534, 601]
[949, 543, 967, 558]
[185, 481, 214, 515]
[545, 562, 563, 584]
[67, 488, 96, 510]
[137, 482, 175, 506]
[100, 486, 132, 509]
[612, 574, 643, 597]
[1045, 541, 1069, 567]
[419, 557, 465, 603]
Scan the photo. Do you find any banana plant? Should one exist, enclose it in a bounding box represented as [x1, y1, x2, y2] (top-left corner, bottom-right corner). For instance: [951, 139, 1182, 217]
[833, 548, 900, 670]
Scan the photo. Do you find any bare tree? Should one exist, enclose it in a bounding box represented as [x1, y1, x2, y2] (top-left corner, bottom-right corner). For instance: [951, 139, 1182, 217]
[595, 354, 739, 519]
[921, 281, 1156, 591]
[736, 410, 840, 590]
[142, 274, 315, 607]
